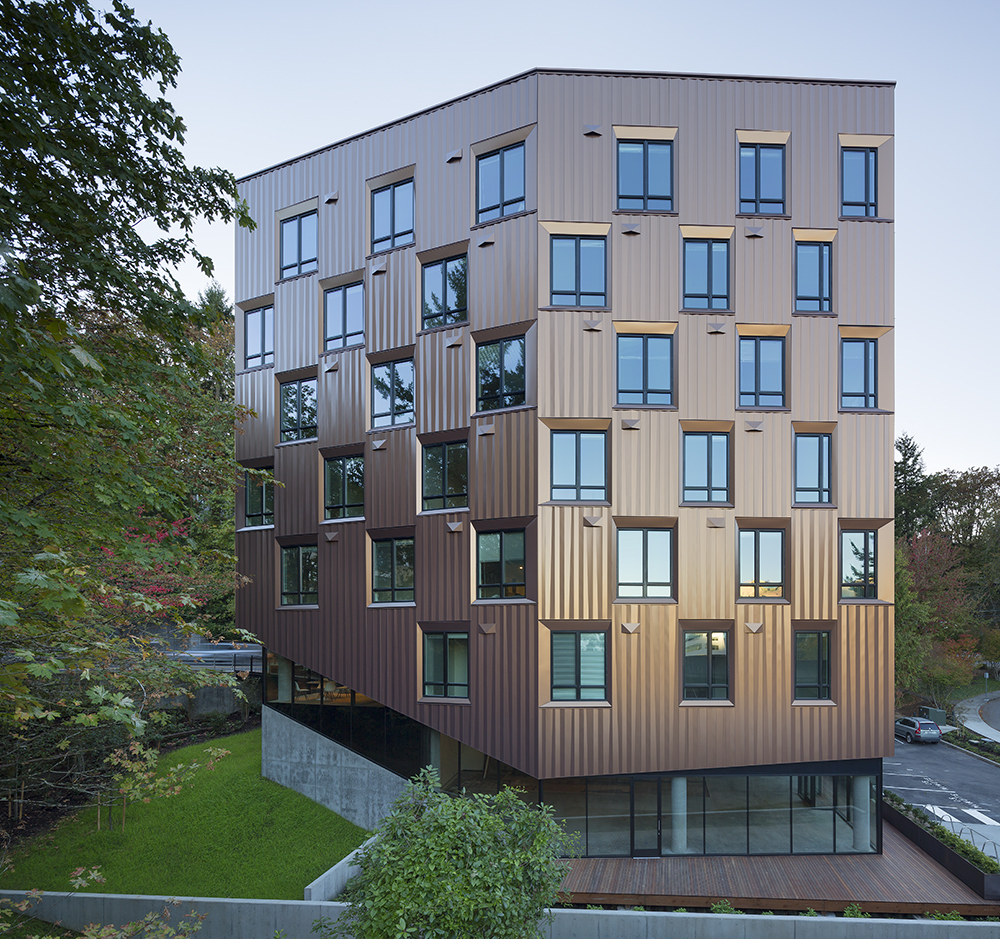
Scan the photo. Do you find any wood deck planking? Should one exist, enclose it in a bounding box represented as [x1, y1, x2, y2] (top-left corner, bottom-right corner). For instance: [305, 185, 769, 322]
[559, 824, 1000, 915]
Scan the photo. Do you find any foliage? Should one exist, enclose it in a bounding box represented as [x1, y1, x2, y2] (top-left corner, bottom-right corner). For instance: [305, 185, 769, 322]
[895, 434, 936, 540]
[918, 635, 979, 710]
[0, 0, 255, 740]
[842, 903, 869, 918]
[709, 899, 743, 914]
[981, 630, 1000, 679]
[321, 766, 568, 939]
[0, 730, 368, 900]
[893, 543, 930, 697]
[801, 908, 819, 916]
[929, 910, 965, 920]
[906, 529, 973, 639]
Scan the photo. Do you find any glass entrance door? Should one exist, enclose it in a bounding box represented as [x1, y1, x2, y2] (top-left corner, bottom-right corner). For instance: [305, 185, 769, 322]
[632, 778, 660, 856]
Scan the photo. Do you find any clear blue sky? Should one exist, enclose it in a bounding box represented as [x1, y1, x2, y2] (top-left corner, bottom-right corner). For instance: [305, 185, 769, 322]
[130, 0, 1000, 474]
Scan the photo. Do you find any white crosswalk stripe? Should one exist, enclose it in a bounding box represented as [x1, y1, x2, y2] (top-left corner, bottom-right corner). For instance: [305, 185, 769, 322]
[924, 804, 960, 823]
[964, 809, 1000, 826]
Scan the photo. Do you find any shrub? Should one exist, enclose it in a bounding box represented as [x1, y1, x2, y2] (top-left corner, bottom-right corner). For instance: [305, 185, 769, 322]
[929, 910, 964, 920]
[843, 903, 870, 918]
[710, 899, 743, 914]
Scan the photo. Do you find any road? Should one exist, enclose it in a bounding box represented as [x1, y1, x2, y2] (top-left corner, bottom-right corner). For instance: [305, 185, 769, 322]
[884, 737, 1000, 855]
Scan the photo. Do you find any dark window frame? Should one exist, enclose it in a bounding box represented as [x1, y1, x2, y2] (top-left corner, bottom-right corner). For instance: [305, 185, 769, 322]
[549, 235, 607, 307]
[683, 238, 730, 310]
[244, 469, 274, 527]
[617, 139, 673, 211]
[739, 336, 786, 409]
[422, 440, 468, 511]
[840, 338, 878, 410]
[682, 629, 730, 700]
[477, 529, 527, 599]
[841, 147, 878, 218]
[550, 430, 608, 502]
[476, 335, 526, 412]
[841, 530, 877, 599]
[371, 178, 415, 253]
[279, 378, 318, 442]
[794, 433, 832, 504]
[324, 455, 364, 520]
[739, 528, 786, 599]
[279, 211, 318, 279]
[794, 630, 832, 700]
[739, 143, 786, 215]
[476, 142, 526, 223]
[371, 536, 415, 603]
[616, 333, 673, 406]
[244, 305, 274, 369]
[421, 254, 468, 330]
[281, 544, 318, 606]
[795, 242, 833, 313]
[324, 282, 365, 350]
[422, 631, 470, 698]
[682, 431, 730, 503]
[551, 630, 608, 701]
[616, 527, 675, 599]
[371, 358, 415, 428]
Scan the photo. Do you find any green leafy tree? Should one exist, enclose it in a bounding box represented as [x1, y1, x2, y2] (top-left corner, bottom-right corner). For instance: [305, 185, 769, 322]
[322, 767, 569, 939]
[0, 0, 254, 732]
[894, 543, 930, 698]
[895, 433, 936, 541]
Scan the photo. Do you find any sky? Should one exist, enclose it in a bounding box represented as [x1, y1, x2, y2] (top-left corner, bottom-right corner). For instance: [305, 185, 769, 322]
[128, 0, 1000, 474]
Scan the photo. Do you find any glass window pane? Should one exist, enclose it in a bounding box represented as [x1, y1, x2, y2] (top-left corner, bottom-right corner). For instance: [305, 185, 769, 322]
[446, 257, 467, 313]
[280, 217, 298, 271]
[423, 260, 443, 320]
[551, 238, 576, 293]
[263, 308, 273, 359]
[503, 530, 525, 586]
[739, 339, 756, 395]
[394, 181, 413, 236]
[797, 436, 819, 492]
[446, 443, 467, 499]
[758, 532, 783, 587]
[393, 361, 414, 417]
[345, 284, 363, 337]
[579, 239, 605, 296]
[739, 531, 756, 585]
[617, 530, 643, 588]
[647, 336, 671, 394]
[843, 150, 866, 204]
[647, 143, 671, 199]
[579, 633, 605, 687]
[299, 379, 317, 431]
[503, 337, 526, 400]
[300, 212, 317, 262]
[246, 309, 261, 360]
[447, 635, 468, 687]
[477, 342, 501, 402]
[503, 145, 524, 202]
[281, 547, 297, 595]
[759, 339, 783, 394]
[551, 633, 577, 690]
[618, 336, 643, 396]
[423, 445, 443, 500]
[551, 433, 576, 487]
[372, 364, 390, 420]
[326, 457, 343, 508]
[759, 147, 783, 201]
[395, 539, 414, 590]
[739, 147, 756, 201]
[478, 153, 500, 211]
[373, 541, 392, 589]
[842, 341, 865, 394]
[798, 244, 819, 298]
[711, 435, 728, 491]
[647, 530, 672, 588]
[685, 434, 708, 488]
[711, 242, 728, 298]
[345, 456, 363, 508]
[372, 188, 391, 243]
[300, 547, 318, 595]
[685, 241, 708, 296]
[425, 634, 444, 684]
[618, 142, 644, 199]
[579, 433, 605, 489]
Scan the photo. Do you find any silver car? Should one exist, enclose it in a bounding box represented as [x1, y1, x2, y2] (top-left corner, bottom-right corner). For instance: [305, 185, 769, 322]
[894, 716, 941, 744]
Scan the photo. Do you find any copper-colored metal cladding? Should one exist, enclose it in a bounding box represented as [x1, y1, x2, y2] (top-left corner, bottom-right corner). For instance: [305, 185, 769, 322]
[235, 68, 894, 783]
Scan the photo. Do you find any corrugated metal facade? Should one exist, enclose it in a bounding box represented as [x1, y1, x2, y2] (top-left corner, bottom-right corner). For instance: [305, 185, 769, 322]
[235, 69, 894, 782]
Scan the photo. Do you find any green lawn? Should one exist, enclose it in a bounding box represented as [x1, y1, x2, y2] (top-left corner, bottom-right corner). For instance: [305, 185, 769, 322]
[0, 729, 368, 900]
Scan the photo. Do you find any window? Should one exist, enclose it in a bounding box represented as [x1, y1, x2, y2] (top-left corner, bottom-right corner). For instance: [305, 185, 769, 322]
[422, 255, 467, 329]
[683, 432, 729, 503]
[422, 441, 468, 510]
[617, 528, 673, 598]
[324, 455, 364, 519]
[739, 529, 785, 599]
[371, 179, 414, 252]
[324, 283, 364, 350]
[244, 469, 273, 527]
[279, 378, 318, 442]
[477, 530, 526, 599]
[280, 211, 317, 278]
[550, 236, 606, 307]
[795, 434, 832, 503]
[841, 338, 877, 409]
[796, 243, 832, 312]
[683, 630, 729, 699]
[372, 537, 414, 603]
[423, 632, 469, 698]
[739, 337, 785, 408]
[281, 545, 318, 605]
[683, 239, 729, 309]
[842, 148, 877, 217]
[244, 305, 273, 368]
[476, 336, 525, 411]
[841, 530, 877, 599]
[551, 431, 606, 501]
[551, 632, 606, 701]
[739, 144, 785, 214]
[617, 334, 672, 406]
[477, 142, 525, 222]
[371, 359, 414, 427]
[617, 140, 673, 211]
[794, 631, 831, 700]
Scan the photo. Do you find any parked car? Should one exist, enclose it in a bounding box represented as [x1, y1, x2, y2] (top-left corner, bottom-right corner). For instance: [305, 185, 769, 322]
[894, 716, 941, 744]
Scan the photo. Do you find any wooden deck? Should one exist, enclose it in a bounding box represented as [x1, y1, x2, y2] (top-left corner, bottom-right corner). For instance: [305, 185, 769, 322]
[559, 823, 1000, 916]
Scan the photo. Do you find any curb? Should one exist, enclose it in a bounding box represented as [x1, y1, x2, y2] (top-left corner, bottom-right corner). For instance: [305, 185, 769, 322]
[940, 739, 1000, 771]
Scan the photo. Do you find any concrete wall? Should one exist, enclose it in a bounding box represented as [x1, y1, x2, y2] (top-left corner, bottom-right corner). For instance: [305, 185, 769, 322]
[261, 707, 406, 831]
[302, 837, 374, 901]
[4, 892, 997, 939]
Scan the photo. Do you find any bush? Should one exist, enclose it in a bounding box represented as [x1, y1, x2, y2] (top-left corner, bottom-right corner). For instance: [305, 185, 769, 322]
[843, 903, 870, 918]
[319, 766, 569, 939]
[709, 899, 743, 914]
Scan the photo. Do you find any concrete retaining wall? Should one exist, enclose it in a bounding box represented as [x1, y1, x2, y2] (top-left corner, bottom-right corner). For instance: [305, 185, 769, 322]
[302, 837, 374, 901]
[4, 892, 999, 939]
[260, 707, 407, 831]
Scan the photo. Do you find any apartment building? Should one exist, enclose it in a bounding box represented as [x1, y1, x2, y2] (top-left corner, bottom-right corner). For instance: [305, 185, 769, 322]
[235, 68, 894, 857]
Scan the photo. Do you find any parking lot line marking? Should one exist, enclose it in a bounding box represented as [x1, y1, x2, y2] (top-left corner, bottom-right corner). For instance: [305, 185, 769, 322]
[964, 809, 1000, 826]
[925, 805, 960, 823]
[886, 786, 948, 792]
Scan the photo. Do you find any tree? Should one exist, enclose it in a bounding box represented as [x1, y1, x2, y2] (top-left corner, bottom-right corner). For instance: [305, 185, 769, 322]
[917, 636, 978, 711]
[894, 543, 930, 698]
[322, 768, 570, 939]
[895, 434, 936, 541]
[0, 0, 254, 731]
[980, 630, 1000, 681]
[906, 529, 973, 640]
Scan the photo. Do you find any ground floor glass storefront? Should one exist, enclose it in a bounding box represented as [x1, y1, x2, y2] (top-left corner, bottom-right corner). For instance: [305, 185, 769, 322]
[265, 651, 880, 857]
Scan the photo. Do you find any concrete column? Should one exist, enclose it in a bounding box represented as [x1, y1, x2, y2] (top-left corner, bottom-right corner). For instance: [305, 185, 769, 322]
[671, 777, 688, 854]
[852, 775, 871, 851]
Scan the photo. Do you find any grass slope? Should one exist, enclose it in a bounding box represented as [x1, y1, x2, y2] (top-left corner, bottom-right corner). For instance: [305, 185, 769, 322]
[0, 729, 367, 900]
